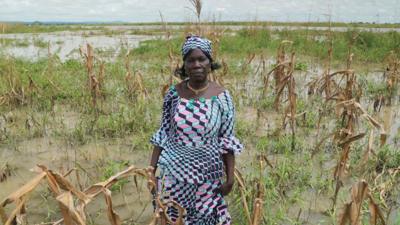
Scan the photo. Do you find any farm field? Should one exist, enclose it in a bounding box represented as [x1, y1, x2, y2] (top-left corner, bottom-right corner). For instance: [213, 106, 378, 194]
[0, 22, 399, 224]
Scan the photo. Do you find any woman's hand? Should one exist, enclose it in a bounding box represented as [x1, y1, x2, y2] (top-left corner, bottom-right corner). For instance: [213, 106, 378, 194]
[216, 181, 234, 196]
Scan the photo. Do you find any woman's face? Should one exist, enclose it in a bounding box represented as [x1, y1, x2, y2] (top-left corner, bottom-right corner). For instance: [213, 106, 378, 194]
[184, 48, 211, 82]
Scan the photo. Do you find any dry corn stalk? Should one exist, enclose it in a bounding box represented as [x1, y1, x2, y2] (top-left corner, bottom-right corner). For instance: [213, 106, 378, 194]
[332, 99, 387, 206]
[335, 100, 387, 146]
[256, 55, 270, 97]
[360, 130, 375, 168]
[0, 164, 170, 225]
[271, 41, 292, 110]
[241, 53, 256, 74]
[234, 169, 252, 225]
[152, 197, 186, 225]
[308, 44, 361, 103]
[384, 52, 400, 104]
[321, 23, 334, 99]
[338, 180, 385, 225]
[188, 0, 202, 33]
[264, 41, 295, 112]
[80, 44, 105, 109]
[204, 24, 225, 62]
[234, 164, 265, 225]
[306, 49, 375, 207]
[124, 50, 148, 99]
[252, 156, 266, 225]
[267, 45, 298, 149]
[160, 34, 181, 97]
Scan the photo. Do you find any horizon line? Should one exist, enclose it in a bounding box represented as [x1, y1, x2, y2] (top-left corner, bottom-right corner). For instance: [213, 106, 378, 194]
[1, 20, 399, 25]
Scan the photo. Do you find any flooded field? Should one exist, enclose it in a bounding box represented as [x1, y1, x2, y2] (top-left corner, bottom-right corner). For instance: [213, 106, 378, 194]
[1, 24, 399, 62]
[0, 30, 155, 61]
[0, 24, 399, 224]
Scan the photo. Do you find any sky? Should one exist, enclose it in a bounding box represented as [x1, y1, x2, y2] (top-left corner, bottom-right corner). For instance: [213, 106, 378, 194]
[0, 0, 399, 23]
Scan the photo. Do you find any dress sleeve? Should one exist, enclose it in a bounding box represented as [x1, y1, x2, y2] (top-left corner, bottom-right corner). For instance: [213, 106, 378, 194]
[218, 90, 244, 155]
[150, 87, 174, 148]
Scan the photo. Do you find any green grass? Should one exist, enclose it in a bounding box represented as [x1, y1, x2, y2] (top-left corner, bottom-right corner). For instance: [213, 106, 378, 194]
[129, 28, 400, 65]
[377, 144, 400, 169]
[33, 38, 48, 48]
[100, 160, 130, 192]
[0, 23, 93, 34]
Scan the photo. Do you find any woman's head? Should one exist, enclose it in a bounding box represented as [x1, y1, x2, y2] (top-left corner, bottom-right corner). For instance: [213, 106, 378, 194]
[182, 35, 212, 61]
[176, 35, 220, 80]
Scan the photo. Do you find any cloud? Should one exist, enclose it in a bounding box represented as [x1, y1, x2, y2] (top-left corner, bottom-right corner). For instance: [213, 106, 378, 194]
[0, 0, 398, 23]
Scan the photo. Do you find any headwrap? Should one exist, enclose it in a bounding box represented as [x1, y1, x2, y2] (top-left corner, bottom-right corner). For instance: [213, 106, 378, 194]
[181, 35, 212, 60]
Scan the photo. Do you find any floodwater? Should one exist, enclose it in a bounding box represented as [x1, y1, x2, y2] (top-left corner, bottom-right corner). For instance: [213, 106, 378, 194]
[0, 135, 154, 223]
[0, 104, 155, 223]
[0, 30, 155, 61]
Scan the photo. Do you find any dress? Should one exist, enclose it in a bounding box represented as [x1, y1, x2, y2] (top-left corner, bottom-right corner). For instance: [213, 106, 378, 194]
[150, 85, 243, 225]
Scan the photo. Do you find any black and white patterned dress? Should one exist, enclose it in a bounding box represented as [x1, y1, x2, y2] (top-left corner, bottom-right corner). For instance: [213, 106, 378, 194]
[150, 85, 243, 225]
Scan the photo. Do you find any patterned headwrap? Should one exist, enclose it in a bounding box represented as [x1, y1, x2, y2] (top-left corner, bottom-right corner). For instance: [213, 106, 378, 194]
[181, 35, 212, 60]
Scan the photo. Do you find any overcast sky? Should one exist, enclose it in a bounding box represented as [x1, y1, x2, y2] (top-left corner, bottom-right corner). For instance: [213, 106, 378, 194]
[1, 0, 399, 23]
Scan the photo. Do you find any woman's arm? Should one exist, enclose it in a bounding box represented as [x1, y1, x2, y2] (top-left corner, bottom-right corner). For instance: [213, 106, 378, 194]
[218, 152, 235, 196]
[149, 146, 162, 194]
[149, 146, 162, 173]
[223, 152, 235, 184]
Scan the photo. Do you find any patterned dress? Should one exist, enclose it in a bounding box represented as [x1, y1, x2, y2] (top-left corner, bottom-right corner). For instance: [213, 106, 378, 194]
[150, 85, 243, 225]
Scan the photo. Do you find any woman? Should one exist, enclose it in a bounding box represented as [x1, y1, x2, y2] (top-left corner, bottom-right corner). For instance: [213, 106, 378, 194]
[149, 35, 243, 225]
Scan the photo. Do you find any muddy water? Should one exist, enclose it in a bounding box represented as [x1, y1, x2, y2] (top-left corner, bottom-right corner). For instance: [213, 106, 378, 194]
[0, 105, 155, 223]
[0, 137, 154, 223]
[379, 104, 400, 144]
[0, 31, 155, 61]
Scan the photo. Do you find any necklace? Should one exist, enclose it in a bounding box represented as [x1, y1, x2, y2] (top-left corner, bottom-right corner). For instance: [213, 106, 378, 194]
[187, 81, 209, 95]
